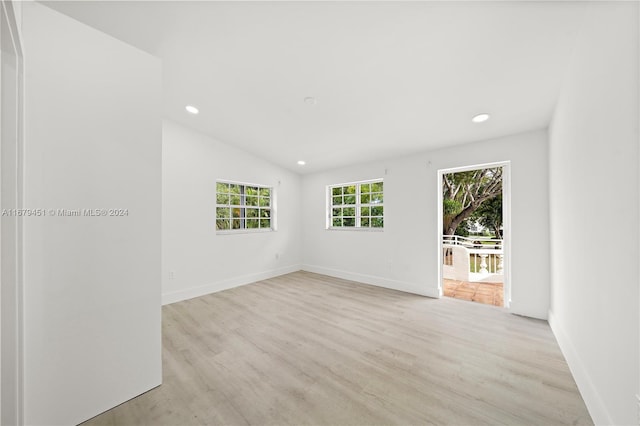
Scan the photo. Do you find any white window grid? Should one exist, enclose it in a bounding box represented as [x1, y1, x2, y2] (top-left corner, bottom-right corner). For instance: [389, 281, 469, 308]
[327, 179, 383, 229]
[216, 180, 274, 232]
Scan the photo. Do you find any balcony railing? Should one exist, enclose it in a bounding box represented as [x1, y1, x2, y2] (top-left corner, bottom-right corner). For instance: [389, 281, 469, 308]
[442, 235, 503, 283]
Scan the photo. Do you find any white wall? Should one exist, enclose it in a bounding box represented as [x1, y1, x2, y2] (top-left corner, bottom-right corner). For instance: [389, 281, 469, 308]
[548, 3, 639, 425]
[23, 4, 162, 425]
[302, 129, 550, 319]
[162, 120, 302, 304]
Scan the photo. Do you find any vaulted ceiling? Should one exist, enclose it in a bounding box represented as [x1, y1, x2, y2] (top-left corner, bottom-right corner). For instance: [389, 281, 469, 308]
[42, 1, 587, 174]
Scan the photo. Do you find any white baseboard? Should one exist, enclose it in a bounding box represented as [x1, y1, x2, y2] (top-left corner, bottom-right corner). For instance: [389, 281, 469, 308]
[508, 300, 547, 320]
[162, 264, 302, 305]
[548, 310, 612, 426]
[302, 264, 439, 298]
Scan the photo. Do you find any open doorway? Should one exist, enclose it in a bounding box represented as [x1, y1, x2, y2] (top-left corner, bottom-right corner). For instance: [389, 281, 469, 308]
[438, 162, 511, 308]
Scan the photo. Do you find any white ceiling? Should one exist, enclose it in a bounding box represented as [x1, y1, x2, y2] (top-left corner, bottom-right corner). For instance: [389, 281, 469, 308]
[42, 1, 587, 174]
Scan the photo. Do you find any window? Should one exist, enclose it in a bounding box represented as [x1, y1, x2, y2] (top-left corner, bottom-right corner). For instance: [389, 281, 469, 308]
[328, 179, 383, 229]
[216, 181, 273, 232]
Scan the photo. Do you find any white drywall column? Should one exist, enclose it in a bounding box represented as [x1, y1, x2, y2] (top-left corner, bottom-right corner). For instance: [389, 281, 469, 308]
[548, 3, 639, 424]
[1, 1, 24, 424]
[22, 4, 162, 424]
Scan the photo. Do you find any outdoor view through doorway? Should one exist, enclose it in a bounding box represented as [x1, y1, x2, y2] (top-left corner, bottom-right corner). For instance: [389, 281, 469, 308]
[440, 164, 508, 307]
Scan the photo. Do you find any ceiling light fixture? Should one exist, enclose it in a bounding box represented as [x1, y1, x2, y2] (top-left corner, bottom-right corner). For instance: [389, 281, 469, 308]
[304, 97, 317, 105]
[471, 113, 490, 123]
[185, 105, 199, 114]
[297, 160, 306, 166]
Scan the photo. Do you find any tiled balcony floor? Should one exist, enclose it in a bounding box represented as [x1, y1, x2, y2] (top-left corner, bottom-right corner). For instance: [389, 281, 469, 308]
[443, 279, 504, 307]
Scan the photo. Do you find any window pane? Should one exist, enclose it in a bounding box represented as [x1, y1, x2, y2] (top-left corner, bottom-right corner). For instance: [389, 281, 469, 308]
[371, 193, 383, 203]
[216, 182, 230, 193]
[327, 179, 383, 230]
[216, 181, 274, 232]
[216, 193, 229, 205]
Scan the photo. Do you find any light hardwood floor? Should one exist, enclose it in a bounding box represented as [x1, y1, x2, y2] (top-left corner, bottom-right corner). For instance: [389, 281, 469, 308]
[83, 271, 592, 425]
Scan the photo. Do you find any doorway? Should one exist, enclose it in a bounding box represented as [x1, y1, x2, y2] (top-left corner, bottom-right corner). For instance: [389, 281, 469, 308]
[438, 162, 511, 308]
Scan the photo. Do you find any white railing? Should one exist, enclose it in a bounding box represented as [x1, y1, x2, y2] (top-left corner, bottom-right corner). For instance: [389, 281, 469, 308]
[443, 235, 503, 282]
[442, 234, 502, 250]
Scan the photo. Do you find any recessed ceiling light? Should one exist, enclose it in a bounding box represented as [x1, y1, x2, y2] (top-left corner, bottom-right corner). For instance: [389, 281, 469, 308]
[185, 105, 199, 114]
[472, 113, 490, 123]
[304, 97, 317, 105]
[297, 160, 306, 166]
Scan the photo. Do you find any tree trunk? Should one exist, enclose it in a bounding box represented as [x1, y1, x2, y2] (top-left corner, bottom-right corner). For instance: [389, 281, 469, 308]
[492, 225, 502, 239]
[445, 203, 478, 235]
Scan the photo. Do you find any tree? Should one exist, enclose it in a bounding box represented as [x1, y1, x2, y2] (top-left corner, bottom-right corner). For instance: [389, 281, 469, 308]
[471, 194, 503, 238]
[442, 167, 502, 236]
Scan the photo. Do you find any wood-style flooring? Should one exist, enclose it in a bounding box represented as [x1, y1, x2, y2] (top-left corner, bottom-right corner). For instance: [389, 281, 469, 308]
[83, 271, 592, 425]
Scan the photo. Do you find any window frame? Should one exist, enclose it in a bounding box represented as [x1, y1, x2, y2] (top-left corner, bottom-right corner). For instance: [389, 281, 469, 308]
[215, 180, 276, 234]
[326, 178, 384, 231]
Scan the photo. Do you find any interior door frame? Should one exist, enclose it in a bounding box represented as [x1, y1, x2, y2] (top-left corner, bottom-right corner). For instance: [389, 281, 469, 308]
[0, 1, 24, 424]
[437, 161, 511, 308]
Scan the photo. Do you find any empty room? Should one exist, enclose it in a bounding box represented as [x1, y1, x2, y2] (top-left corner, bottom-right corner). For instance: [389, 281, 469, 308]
[1, 1, 638, 425]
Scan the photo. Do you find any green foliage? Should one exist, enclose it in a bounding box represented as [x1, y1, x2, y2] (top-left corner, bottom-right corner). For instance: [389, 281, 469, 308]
[371, 182, 383, 192]
[472, 194, 503, 238]
[454, 220, 471, 237]
[443, 199, 462, 215]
